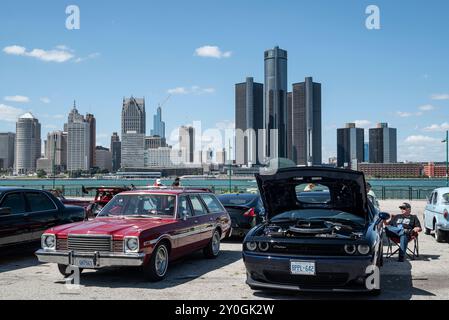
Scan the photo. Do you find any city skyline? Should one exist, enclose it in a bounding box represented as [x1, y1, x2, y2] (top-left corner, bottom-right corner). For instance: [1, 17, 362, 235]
[1, 1, 449, 162]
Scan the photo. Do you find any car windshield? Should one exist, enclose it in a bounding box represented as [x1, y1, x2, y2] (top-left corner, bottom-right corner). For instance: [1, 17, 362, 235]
[296, 184, 331, 204]
[97, 194, 176, 218]
[218, 195, 258, 206]
[271, 209, 366, 226]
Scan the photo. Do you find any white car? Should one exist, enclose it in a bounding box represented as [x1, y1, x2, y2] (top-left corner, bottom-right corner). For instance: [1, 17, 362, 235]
[423, 187, 449, 242]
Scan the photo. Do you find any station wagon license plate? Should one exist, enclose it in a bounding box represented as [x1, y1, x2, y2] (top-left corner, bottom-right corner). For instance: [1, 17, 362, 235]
[290, 261, 316, 275]
[73, 258, 95, 268]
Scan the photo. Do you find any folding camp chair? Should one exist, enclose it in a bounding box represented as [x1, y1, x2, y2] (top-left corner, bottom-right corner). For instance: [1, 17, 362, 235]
[385, 231, 419, 260]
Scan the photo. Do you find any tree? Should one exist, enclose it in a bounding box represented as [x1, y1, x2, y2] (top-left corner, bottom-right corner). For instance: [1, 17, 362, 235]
[37, 169, 47, 178]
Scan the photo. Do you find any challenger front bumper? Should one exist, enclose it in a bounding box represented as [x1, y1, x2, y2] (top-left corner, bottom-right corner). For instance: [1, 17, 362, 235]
[35, 249, 145, 268]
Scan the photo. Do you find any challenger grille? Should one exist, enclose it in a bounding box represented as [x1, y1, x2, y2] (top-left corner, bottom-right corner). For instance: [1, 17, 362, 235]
[67, 235, 112, 252]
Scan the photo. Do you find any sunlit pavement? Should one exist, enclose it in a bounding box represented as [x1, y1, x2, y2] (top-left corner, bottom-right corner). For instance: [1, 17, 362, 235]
[1, 200, 448, 300]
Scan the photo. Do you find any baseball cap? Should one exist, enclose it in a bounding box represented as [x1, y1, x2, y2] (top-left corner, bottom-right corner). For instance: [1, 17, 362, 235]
[399, 202, 411, 209]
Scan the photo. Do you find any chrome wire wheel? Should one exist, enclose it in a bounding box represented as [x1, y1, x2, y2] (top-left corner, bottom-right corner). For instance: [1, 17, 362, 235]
[212, 231, 220, 256]
[155, 245, 168, 277]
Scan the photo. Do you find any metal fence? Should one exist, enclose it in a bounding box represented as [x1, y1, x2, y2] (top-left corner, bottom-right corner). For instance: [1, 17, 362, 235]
[13, 183, 437, 201]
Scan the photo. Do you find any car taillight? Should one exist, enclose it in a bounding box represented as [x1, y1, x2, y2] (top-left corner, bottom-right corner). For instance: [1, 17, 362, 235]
[243, 208, 256, 217]
[444, 209, 448, 220]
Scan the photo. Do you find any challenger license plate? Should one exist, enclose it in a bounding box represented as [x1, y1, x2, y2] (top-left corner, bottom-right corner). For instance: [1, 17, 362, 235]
[73, 258, 95, 268]
[290, 261, 316, 275]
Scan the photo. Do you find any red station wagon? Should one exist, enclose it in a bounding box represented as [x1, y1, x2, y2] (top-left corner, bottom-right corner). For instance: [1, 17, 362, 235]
[35, 188, 232, 282]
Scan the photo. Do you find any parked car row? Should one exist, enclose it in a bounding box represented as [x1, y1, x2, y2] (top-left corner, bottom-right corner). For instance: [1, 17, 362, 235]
[7, 167, 442, 295]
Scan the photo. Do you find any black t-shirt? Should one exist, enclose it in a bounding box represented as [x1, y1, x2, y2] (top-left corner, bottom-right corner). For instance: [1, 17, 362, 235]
[390, 214, 421, 230]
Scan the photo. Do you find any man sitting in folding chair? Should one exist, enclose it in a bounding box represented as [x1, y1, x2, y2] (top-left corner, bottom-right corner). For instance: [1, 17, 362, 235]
[384, 202, 422, 262]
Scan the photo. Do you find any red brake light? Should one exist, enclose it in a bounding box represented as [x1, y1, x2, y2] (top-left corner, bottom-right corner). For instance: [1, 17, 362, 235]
[243, 208, 256, 217]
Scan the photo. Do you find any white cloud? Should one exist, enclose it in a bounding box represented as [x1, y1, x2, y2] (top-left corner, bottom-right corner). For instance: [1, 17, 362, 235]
[40, 97, 51, 104]
[167, 86, 216, 95]
[74, 52, 101, 63]
[353, 120, 372, 128]
[52, 114, 65, 119]
[431, 93, 449, 100]
[419, 104, 435, 111]
[404, 135, 441, 145]
[423, 123, 449, 132]
[44, 124, 58, 129]
[4, 95, 30, 103]
[194, 45, 232, 59]
[3, 45, 74, 63]
[3, 44, 99, 64]
[396, 111, 423, 118]
[0, 104, 24, 122]
[168, 87, 189, 95]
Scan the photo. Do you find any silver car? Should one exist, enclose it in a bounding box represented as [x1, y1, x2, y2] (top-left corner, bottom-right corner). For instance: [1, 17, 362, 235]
[423, 187, 449, 242]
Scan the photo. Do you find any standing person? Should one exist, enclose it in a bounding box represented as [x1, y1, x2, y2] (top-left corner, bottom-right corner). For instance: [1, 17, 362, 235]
[154, 179, 164, 187]
[366, 183, 380, 210]
[172, 177, 181, 188]
[385, 203, 422, 262]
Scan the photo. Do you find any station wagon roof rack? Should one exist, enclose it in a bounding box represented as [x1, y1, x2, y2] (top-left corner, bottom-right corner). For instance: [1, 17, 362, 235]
[131, 186, 214, 193]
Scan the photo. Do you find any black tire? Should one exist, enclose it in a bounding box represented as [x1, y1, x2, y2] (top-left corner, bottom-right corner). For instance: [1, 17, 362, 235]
[435, 228, 446, 243]
[57, 264, 83, 277]
[203, 230, 221, 259]
[143, 243, 169, 282]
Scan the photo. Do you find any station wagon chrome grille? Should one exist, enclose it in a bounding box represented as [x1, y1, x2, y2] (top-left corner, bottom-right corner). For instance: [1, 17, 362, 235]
[67, 235, 112, 252]
[56, 238, 68, 251]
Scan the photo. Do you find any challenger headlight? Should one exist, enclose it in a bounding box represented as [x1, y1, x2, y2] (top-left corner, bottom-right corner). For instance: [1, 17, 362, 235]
[124, 237, 139, 253]
[344, 244, 356, 255]
[357, 245, 371, 255]
[42, 234, 56, 250]
[246, 241, 257, 251]
[258, 242, 270, 252]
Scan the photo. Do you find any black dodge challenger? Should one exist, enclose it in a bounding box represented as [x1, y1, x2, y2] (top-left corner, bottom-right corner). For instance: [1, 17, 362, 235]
[242, 167, 389, 294]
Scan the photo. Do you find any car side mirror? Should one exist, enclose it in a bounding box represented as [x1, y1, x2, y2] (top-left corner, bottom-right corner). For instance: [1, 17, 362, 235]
[379, 212, 390, 221]
[0, 207, 12, 215]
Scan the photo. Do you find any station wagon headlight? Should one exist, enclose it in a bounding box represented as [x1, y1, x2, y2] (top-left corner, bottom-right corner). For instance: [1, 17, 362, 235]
[124, 237, 139, 253]
[246, 241, 257, 251]
[357, 245, 371, 255]
[344, 244, 356, 255]
[42, 234, 56, 250]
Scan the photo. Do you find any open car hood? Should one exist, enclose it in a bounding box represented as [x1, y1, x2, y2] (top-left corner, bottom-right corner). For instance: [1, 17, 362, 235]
[255, 167, 369, 221]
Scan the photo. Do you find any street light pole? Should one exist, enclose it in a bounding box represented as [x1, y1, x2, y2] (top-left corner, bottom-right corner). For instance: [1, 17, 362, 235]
[446, 131, 449, 187]
[443, 131, 449, 187]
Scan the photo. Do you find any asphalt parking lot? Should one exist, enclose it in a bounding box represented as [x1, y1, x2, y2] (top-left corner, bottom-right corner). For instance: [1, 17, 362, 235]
[1, 200, 448, 300]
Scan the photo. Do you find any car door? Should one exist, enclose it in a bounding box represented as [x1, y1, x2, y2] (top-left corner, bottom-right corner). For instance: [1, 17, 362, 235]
[0, 192, 30, 246]
[24, 191, 60, 241]
[197, 194, 224, 243]
[188, 195, 211, 245]
[171, 195, 199, 255]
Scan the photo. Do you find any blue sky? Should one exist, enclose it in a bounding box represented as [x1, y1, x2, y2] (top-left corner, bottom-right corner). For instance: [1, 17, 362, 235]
[1, 0, 449, 162]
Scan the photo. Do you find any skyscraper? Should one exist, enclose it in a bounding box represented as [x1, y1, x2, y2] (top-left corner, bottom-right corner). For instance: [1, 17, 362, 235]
[290, 77, 322, 166]
[179, 126, 195, 163]
[14, 113, 41, 174]
[264, 46, 288, 160]
[86, 113, 96, 168]
[45, 131, 68, 172]
[369, 123, 397, 163]
[151, 106, 166, 139]
[121, 97, 146, 135]
[67, 103, 91, 172]
[110, 132, 121, 172]
[95, 146, 112, 172]
[0, 132, 15, 170]
[121, 97, 146, 169]
[337, 123, 364, 169]
[235, 77, 264, 165]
